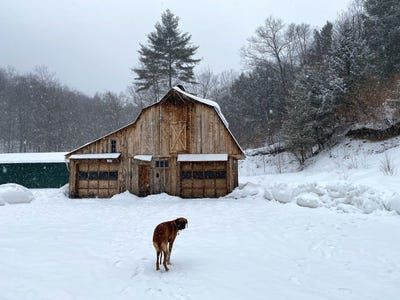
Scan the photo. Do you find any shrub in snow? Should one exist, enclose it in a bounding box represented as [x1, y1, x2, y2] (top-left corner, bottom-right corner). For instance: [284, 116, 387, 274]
[271, 183, 293, 203]
[295, 192, 320, 208]
[0, 183, 34, 204]
[380, 153, 396, 176]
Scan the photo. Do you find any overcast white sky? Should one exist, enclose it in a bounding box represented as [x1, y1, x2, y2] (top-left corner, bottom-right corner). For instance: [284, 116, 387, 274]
[0, 0, 351, 95]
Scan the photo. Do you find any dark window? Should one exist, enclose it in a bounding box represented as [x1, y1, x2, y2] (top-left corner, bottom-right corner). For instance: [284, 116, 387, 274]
[205, 171, 215, 179]
[89, 172, 98, 180]
[109, 171, 118, 180]
[98, 171, 109, 180]
[78, 171, 88, 180]
[111, 140, 117, 153]
[155, 160, 169, 168]
[215, 171, 226, 179]
[181, 171, 192, 179]
[193, 171, 204, 179]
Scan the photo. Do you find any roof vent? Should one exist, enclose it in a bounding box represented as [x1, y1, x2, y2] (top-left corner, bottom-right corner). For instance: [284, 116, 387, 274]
[176, 84, 185, 91]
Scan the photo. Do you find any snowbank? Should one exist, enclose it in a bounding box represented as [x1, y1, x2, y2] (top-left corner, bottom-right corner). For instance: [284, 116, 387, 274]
[266, 182, 400, 214]
[0, 183, 34, 205]
[110, 190, 141, 201]
[228, 181, 399, 215]
[227, 182, 264, 199]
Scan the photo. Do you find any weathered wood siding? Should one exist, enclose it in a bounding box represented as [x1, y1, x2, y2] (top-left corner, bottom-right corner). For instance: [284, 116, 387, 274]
[67, 92, 244, 198]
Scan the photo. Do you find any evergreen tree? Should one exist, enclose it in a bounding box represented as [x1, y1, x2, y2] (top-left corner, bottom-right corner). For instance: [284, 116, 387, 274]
[283, 71, 317, 164]
[364, 0, 400, 77]
[309, 22, 333, 63]
[331, 17, 373, 88]
[330, 14, 375, 122]
[283, 60, 345, 162]
[133, 10, 201, 98]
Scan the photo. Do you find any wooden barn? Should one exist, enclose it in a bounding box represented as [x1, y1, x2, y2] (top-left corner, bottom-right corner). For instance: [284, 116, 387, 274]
[65, 86, 245, 198]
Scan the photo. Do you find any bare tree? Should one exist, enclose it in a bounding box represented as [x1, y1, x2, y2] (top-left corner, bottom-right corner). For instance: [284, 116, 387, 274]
[243, 16, 290, 91]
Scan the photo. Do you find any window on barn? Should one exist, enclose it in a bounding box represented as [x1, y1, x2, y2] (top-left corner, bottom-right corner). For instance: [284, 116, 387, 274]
[109, 171, 118, 180]
[98, 171, 109, 180]
[204, 171, 215, 179]
[215, 171, 226, 179]
[89, 172, 98, 180]
[193, 171, 204, 179]
[110, 140, 117, 153]
[181, 171, 192, 179]
[155, 160, 169, 168]
[78, 172, 88, 180]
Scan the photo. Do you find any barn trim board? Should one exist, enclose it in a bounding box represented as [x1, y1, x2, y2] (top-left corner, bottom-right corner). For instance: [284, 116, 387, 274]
[65, 86, 245, 198]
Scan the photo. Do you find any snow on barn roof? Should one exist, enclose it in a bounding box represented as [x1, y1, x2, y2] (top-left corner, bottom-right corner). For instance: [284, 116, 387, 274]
[172, 87, 244, 155]
[177, 154, 228, 162]
[68, 153, 121, 160]
[133, 155, 152, 161]
[0, 152, 68, 164]
[172, 86, 229, 128]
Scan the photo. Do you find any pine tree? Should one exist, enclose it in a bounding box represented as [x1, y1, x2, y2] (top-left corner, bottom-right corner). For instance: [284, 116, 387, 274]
[310, 22, 333, 63]
[283, 59, 345, 163]
[133, 10, 201, 98]
[331, 17, 373, 88]
[364, 0, 400, 77]
[283, 70, 317, 164]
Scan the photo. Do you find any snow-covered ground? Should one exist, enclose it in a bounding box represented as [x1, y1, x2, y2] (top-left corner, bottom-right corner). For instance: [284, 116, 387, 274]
[1, 137, 400, 300]
[240, 137, 400, 214]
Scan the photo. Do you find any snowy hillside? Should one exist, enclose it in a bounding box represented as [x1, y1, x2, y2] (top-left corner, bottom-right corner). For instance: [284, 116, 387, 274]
[240, 137, 400, 214]
[1, 138, 400, 300]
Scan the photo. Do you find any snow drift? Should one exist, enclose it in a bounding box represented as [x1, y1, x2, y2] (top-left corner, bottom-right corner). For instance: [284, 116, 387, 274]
[228, 181, 400, 215]
[0, 183, 35, 205]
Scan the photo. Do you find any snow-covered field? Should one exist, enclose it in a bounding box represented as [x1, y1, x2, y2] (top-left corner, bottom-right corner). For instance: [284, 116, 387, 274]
[1, 137, 400, 300]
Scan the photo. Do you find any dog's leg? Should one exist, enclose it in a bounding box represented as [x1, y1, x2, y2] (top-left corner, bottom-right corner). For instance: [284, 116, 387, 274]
[156, 251, 161, 271]
[163, 250, 169, 271]
[167, 239, 175, 265]
[161, 243, 169, 271]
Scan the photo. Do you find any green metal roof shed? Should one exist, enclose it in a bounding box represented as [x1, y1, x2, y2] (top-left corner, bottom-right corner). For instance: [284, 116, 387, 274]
[0, 152, 68, 188]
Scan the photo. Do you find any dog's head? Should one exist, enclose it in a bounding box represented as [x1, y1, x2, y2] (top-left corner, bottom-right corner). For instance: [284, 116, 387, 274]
[174, 217, 188, 230]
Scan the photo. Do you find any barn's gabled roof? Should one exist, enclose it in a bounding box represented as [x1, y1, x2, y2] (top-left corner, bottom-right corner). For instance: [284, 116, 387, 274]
[171, 86, 229, 127]
[170, 86, 244, 155]
[66, 87, 245, 157]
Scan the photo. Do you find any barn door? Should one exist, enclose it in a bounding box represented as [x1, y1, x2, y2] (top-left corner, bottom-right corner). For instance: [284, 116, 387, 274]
[180, 162, 228, 198]
[138, 165, 150, 197]
[170, 122, 186, 153]
[153, 159, 170, 194]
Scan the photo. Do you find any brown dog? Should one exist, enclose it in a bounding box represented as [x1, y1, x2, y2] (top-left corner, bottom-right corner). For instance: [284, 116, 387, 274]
[152, 217, 188, 271]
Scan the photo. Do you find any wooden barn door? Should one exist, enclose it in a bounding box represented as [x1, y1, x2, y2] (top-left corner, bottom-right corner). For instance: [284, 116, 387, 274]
[153, 159, 170, 194]
[170, 122, 186, 153]
[138, 165, 150, 197]
[180, 162, 228, 198]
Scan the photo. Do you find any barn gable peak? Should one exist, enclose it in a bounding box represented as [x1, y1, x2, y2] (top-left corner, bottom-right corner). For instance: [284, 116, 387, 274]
[66, 86, 244, 157]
